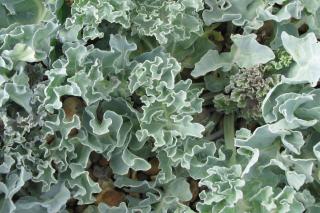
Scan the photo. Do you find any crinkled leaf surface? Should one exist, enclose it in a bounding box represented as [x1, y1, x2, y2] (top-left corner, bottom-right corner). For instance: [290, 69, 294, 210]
[1, 0, 320, 212]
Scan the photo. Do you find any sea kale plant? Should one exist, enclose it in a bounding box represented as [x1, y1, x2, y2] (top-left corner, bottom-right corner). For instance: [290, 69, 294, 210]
[1, 0, 320, 212]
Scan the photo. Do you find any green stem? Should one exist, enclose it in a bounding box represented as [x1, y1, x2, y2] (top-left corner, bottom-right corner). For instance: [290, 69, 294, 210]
[169, 41, 176, 56]
[141, 36, 155, 51]
[191, 82, 206, 88]
[224, 113, 235, 152]
[202, 23, 220, 38]
[207, 129, 224, 141]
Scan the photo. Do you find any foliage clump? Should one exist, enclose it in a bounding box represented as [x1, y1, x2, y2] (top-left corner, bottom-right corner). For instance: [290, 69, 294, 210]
[214, 65, 279, 121]
[1, 0, 320, 213]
